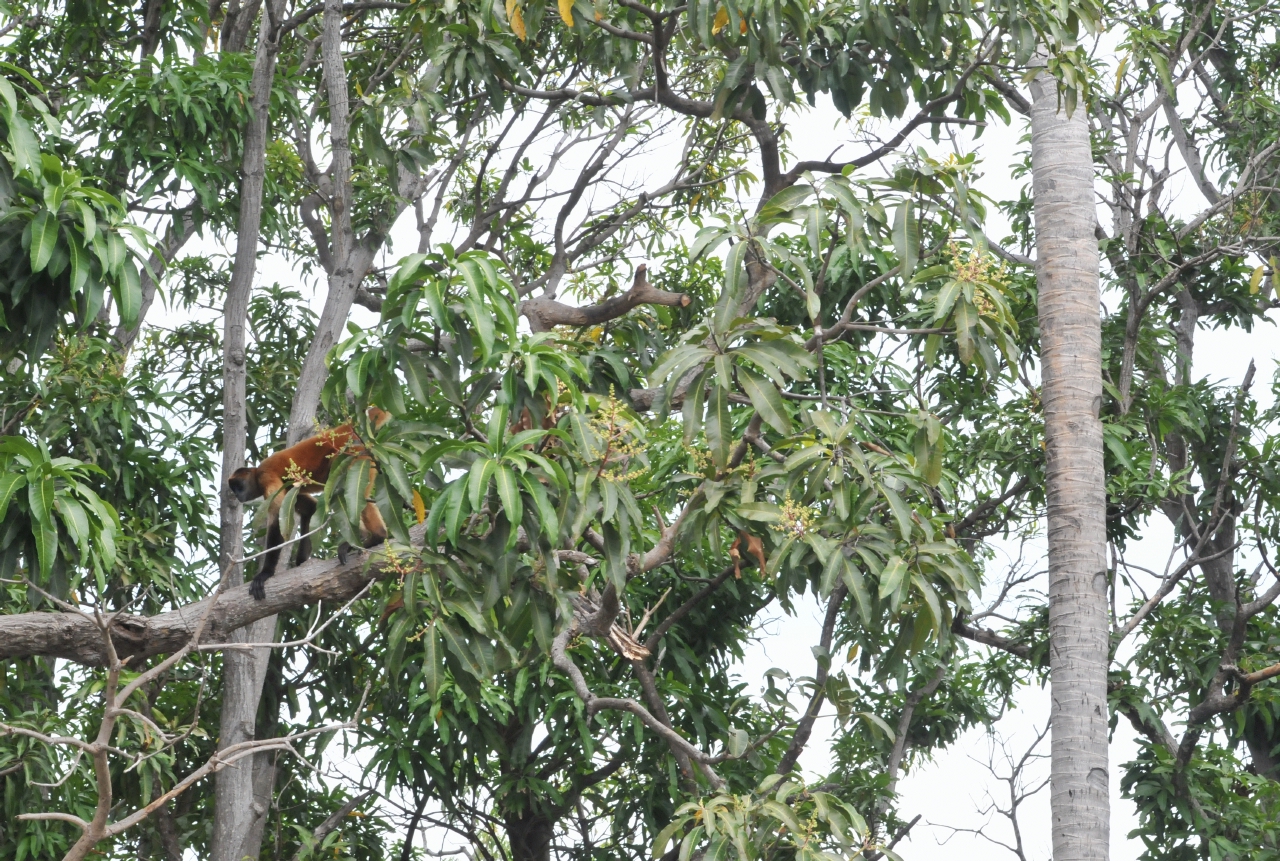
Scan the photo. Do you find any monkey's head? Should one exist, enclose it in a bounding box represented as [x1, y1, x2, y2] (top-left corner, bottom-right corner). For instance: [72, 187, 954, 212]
[367, 406, 391, 430]
[228, 468, 264, 502]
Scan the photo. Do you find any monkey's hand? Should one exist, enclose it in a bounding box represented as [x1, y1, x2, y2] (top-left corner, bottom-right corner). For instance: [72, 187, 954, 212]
[248, 575, 267, 601]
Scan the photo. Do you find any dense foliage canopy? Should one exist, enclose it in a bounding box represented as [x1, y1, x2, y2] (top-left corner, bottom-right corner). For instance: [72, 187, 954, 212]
[0, 1, 1278, 860]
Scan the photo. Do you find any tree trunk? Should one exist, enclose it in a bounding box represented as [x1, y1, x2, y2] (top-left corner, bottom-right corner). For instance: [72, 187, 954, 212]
[286, 0, 356, 443]
[210, 4, 287, 861]
[506, 811, 554, 861]
[1029, 64, 1110, 861]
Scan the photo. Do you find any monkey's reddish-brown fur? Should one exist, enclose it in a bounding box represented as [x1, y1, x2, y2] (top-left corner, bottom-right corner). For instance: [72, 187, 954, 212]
[230, 407, 390, 599]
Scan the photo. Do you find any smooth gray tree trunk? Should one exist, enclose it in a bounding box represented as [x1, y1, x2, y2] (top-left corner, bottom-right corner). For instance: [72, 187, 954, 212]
[210, 4, 288, 860]
[286, 0, 357, 444]
[1029, 64, 1110, 861]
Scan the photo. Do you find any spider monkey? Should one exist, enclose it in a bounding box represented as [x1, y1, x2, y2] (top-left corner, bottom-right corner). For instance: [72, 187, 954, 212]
[228, 406, 391, 600]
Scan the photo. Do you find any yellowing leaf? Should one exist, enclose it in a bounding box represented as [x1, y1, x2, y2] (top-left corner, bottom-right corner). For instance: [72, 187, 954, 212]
[712, 6, 728, 34]
[559, 0, 575, 26]
[1250, 264, 1264, 294]
[412, 489, 426, 524]
[506, 0, 527, 39]
[740, 16, 747, 34]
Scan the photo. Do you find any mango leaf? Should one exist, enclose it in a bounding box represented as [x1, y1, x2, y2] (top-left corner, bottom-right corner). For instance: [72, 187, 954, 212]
[736, 365, 790, 434]
[29, 210, 57, 272]
[67, 234, 89, 294]
[494, 465, 521, 533]
[33, 519, 57, 580]
[116, 258, 142, 327]
[877, 554, 908, 599]
[892, 199, 918, 280]
[757, 183, 813, 221]
[705, 383, 731, 470]
[0, 473, 27, 520]
[880, 483, 914, 540]
[841, 558, 873, 624]
[438, 619, 485, 678]
[28, 474, 54, 527]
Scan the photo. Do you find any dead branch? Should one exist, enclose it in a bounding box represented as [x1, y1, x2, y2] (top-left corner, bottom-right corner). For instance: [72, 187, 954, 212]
[520, 264, 690, 332]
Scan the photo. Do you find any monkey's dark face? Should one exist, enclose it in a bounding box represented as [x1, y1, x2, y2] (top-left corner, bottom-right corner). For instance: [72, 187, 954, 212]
[228, 468, 263, 502]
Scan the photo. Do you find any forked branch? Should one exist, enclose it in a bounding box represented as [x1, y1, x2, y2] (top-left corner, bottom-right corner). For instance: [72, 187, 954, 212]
[521, 265, 690, 331]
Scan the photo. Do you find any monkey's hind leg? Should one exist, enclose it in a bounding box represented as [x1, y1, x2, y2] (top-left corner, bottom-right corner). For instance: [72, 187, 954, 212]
[294, 494, 318, 565]
[360, 499, 388, 548]
[249, 516, 284, 601]
[337, 500, 388, 566]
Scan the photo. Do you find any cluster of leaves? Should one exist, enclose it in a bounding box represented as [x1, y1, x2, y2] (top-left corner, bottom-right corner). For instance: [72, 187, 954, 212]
[655, 774, 876, 861]
[0, 69, 143, 360]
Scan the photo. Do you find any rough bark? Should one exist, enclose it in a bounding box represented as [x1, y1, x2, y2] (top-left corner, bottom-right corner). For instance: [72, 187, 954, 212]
[210, 4, 288, 860]
[1029, 66, 1110, 861]
[0, 528, 424, 666]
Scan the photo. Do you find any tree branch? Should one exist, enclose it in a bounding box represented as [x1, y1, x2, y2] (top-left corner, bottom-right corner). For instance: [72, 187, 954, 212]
[0, 525, 426, 666]
[520, 264, 690, 331]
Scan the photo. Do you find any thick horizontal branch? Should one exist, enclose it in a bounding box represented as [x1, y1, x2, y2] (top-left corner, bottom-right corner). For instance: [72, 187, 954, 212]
[520, 265, 689, 331]
[0, 525, 426, 667]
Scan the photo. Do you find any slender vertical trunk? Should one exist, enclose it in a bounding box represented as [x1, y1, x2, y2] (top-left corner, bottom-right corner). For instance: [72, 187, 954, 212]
[287, 0, 356, 443]
[210, 4, 286, 860]
[1029, 64, 1110, 861]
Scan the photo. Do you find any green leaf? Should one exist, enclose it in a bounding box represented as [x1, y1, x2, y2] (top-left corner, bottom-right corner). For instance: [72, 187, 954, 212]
[690, 225, 729, 260]
[494, 465, 522, 532]
[421, 623, 444, 699]
[344, 458, 371, 529]
[736, 366, 790, 434]
[653, 821, 685, 859]
[841, 559, 873, 624]
[28, 474, 54, 527]
[0, 473, 27, 520]
[705, 382, 731, 471]
[115, 259, 142, 327]
[34, 520, 58, 580]
[932, 279, 962, 321]
[29, 211, 58, 272]
[55, 497, 90, 557]
[805, 204, 823, 257]
[438, 620, 485, 678]
[758, 183, 813, 220]
[877, 554, 908, 600]
[892, 199, 918, 280]
[67, 234, 89, 295]
[912, 573, 943, 632]
[953, 301, 977, 364]
[880, 484, 914, 539]
[760, 799, 802, 833]
[820, 545, 843, 599]
[703, 837, 729, 861]
[464, 457, 494, 511]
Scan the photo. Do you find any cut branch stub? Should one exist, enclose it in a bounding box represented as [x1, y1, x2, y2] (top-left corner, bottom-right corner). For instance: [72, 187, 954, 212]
[520, 264, 691, 332]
